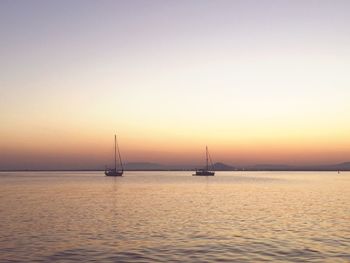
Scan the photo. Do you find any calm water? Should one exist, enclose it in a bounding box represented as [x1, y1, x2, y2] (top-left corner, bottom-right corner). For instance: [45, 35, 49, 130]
[0, 171, 349, 262]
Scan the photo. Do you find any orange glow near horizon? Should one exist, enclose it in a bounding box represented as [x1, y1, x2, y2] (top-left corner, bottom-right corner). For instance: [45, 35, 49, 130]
[1, 120, 350, 169]
[1, 1, 350, 169]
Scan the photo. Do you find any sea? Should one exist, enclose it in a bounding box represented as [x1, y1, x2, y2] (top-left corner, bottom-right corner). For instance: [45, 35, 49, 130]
[0, 171, 349, 262]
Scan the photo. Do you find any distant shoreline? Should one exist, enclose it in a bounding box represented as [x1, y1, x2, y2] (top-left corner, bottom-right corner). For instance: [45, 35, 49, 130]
[0, 169, 348, 172]
[1, 161, 349, 172]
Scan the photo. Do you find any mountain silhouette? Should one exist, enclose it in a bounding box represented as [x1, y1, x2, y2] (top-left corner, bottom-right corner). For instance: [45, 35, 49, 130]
[212, 162, 236, 171]
[124, 162, 166, 170]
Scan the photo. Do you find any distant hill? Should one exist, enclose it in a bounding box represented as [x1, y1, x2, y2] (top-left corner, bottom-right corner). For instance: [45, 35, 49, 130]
[124, 162, 238, 171]
[246, 162, 350, 171]
[4, 161, 349, 172]
[124, 162, 166, 170]
[121, 161, 350, 171]
[333, 162, 350, 170]
[249, 164, 294, 171]
[309, 162, 350, 171]
[212, 162, 237, 171]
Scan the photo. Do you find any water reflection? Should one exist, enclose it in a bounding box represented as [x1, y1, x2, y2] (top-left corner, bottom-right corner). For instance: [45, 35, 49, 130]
[0, 171, 349, 262]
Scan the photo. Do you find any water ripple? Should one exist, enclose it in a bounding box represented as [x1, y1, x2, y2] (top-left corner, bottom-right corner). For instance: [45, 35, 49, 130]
[1, 171, 349, 262]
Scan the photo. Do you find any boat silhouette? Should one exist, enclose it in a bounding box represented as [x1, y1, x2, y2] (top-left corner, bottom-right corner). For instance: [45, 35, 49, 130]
[105, 134, 124, 176]
[193, 146, 215, 176]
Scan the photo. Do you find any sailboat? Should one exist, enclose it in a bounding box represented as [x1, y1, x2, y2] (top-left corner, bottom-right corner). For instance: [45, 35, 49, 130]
[193, 146, 215, 176]
[105, 134, 124, 176]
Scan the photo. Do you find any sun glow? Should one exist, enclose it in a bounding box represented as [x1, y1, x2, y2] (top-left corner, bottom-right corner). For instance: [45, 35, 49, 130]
[1, 1, 350, 169]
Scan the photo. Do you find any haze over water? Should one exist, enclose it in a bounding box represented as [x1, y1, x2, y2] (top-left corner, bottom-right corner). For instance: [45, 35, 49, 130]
[1, 171, 349, 262]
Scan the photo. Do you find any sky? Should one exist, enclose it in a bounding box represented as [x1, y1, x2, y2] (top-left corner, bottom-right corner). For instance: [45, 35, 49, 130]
[1, 0, 350, 169]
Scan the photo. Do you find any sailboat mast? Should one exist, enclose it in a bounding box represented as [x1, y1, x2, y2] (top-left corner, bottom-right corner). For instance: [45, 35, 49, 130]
[206, 146, 209, 170]
[114, 134, 117, 171]
[116, 135, 123, 171]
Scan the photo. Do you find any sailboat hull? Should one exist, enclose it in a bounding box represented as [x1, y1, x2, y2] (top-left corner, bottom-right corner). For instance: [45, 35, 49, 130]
[105, 170, 123, 176]
[193, 170, 215, 176]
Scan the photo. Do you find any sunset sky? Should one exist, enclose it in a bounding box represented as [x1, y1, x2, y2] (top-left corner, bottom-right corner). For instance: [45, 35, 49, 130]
[1, 0, 350, 169]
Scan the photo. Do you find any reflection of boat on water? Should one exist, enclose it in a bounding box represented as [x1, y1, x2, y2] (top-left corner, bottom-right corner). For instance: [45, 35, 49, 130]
[105, 134, 124, 176]
[193, 146, 215, 176]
